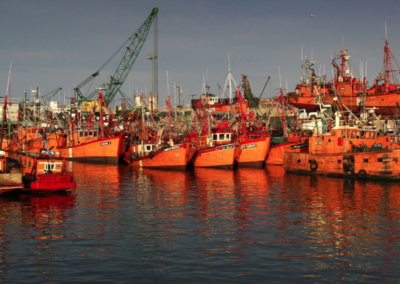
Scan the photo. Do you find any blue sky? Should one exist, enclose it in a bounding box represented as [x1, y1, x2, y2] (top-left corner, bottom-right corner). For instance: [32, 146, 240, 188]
[1, 0, 399, 107]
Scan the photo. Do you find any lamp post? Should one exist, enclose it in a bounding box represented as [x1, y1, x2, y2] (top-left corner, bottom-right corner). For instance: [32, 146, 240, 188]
[147, 54, 156, 111]
[171, 85, 182, 109]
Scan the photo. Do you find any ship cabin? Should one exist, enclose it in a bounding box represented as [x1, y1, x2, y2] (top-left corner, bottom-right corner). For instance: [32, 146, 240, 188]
[294, 82, 331, 97]
[200, 94, 219, 105]
[68, 129, 100, 146]
[20, 154, 66, 176]
[130, 143, 156, 158]
[334, 77, 368, 97]
[212, 132, 233, 146]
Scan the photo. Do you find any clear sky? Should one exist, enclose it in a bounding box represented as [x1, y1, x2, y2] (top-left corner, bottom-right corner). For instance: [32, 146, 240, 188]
[1, 0, 399, 107]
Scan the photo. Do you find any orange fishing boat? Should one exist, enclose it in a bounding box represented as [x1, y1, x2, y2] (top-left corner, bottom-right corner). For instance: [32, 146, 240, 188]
[58, 132, 126, 164]
[57, 92, 128, 163]
[125, 97, 196, 169]
[321, 42, 400, 117]
[287, 57, 332, 111]
[283, 113, 400, 179]
[190, 102, 239, 168]
[234, 88, 271, 167]
[194, 143, 238, 169]
[125, 142, 195, 169]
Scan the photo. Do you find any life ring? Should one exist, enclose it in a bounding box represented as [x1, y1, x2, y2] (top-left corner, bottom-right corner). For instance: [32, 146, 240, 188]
[149, 151, 154, 159]
[327, 121, 334, 130]
[358, 169, 367, 179]
[310, 160, 318, 171]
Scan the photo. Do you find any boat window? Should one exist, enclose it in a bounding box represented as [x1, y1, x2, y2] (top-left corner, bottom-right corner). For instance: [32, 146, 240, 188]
[89, 132, 93, 136]
[146, 145, 152, 151]
[213, 134, 218, 141]
[356, 132, 360, 139]
[351, 131, 355, 138]
[80, 132, 83, 137]
[371, 132, 375, 139]
[342, 131, 345, 138]
[366, 132, 370, 139]
[219, 134, 224, 140]
[85, 132, 88, 137]
[386, 138, 389, 142]
[94, 132, 97, 137]
[361, 131, 365, 139]
[225, 134, 230, 140]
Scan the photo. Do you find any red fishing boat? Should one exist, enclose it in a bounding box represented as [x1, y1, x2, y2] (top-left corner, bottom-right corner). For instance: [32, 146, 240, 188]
[20, 153, 76, 192]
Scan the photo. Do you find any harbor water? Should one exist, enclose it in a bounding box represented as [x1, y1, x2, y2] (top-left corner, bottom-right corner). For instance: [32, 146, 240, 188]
[1, 163, 400, 283]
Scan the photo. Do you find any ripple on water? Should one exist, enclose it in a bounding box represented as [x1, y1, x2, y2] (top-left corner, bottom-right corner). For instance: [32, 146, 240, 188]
[0, 163, 399, 282]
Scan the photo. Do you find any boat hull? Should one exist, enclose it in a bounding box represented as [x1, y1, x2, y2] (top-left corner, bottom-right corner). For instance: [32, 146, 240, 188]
[266, 142, 294, 165]
[23, 174, 76, 192]
[283, 149, 400, 180]
[194, 144, 238, 169]
[236, 137, 271, 167]
[125, 143, 196, 169]
[58, 135, 125, 164]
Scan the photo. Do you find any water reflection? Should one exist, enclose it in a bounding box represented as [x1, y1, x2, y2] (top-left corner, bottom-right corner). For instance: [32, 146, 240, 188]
[0, 163, 399, 282]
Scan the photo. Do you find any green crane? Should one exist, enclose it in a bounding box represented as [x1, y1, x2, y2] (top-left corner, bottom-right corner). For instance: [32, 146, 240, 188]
[74, 7, 158, 106]
[41, 87, 62, 106]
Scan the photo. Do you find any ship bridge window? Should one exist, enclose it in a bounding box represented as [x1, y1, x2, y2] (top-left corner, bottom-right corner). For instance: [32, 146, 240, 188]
[396, 136, 399, 143]
[225, 133, 231, 140]
[89, 132, 93, 136]
[213, 134, 218, 141]
[85, 132, 88, 137]
[386, 138, 389, 142]
[45, 163, 55, 170]
[347, 131, 350, 138]
[366, 132, 370, 139]
[342, 131, 346, 138]
[146, 145, 152, 151]
[351, 132, 355, 138]
[219, 134, 224, 140]
[94, 132, 97, 137]
[356, 132, 360, 139]
[80, 132, 83, 137]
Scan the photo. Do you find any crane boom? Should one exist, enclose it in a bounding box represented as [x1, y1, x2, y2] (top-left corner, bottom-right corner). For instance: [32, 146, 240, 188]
[74, 7, 158, 105]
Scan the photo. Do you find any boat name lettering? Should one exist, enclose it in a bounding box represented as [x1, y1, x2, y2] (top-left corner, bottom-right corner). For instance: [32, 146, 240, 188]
[373, 143, 382, 148]
[100, 141, 111, 146]
[163, 145, 180, 152]
[241, 143, 256, 149]
[315, 141, 322, 145]
[290, 143, 308, 150]
[223, 145, 233, 150]
[340, 87, 345, 90]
